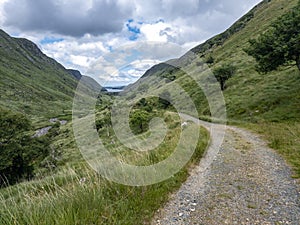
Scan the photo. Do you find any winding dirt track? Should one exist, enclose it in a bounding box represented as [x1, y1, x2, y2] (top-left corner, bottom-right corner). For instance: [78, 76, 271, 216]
[152, 115, 300, 225]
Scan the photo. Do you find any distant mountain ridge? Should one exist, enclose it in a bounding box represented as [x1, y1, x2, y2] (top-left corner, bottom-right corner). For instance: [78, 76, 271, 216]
[67, 69, 83, 80]
[66, 69, 105, 92]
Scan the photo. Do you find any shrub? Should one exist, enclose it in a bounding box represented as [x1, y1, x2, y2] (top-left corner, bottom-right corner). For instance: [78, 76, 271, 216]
[129, 110, 150, 134]
[245, 1, 300, 72]
[213, 64, 236, 91]
[0, 108, 50, 186]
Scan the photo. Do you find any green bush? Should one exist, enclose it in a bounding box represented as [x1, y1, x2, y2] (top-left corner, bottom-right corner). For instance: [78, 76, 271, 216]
[213, 64, 236, 91]
[0, 108, 50, 186]
[245, 1, 300, 72]
[129, 110, 150, 134]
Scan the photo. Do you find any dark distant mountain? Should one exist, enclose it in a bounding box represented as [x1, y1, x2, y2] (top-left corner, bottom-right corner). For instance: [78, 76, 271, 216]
[66, 69, 105, 92]
[67, 69, 83, 80]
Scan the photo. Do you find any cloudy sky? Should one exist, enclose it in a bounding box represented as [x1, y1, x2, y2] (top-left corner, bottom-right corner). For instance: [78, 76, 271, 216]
[0, 0, 261, 86]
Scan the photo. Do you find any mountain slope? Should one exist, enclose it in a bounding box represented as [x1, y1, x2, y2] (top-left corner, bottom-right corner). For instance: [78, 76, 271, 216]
[67, 69, 106, 92]
[0, 30, 101, 118]
[133, 0, 300, 123]
[208, 0, 300, 122]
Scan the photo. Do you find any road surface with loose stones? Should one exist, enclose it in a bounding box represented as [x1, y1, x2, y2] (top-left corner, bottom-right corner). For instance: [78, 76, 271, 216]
[152, 115, 300, 225]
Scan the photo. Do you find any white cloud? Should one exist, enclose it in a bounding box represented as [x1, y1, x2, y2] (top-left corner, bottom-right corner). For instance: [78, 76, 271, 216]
[70, 55, 92, 67]
[0, 0, 8, 24]
[127, 59, 162, 77]
[40, 35, 116, 73]
[0, 0, 263, 85]
[140, 21, 171, 42]
[87, 42, 182, 86]
[88, 56, 121, 85]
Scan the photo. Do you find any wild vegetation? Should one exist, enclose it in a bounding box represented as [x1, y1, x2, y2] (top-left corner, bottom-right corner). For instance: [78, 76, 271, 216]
[0, 97, 209, 224]
[0, 29, 101, 118]
[0, 107, 57, 186]
[1, 0, 300, 224]
[245, 1, 300, 72]
[134, 0, 300, 176]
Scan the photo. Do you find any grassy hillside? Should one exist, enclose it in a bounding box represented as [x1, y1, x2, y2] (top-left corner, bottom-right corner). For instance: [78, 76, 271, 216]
[0, 29, 105, 184]
[129, 0, 300, 176]
[0, 30, 101, 119]
[203, 0, 300, 122]
[139, 0, 300, 123]
[190, 0, 300, 177]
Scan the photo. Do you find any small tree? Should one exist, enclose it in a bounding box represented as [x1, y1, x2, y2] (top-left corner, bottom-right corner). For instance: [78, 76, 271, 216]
[129, 110, 150, 134]
[213, 64, 236, 91]
[245, 1, 300, 72]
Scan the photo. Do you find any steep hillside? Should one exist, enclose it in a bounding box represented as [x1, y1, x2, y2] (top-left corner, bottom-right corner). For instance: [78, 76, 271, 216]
[0, 30, 101, 118]
[67, 69, 106, 93]
[133, 0, 300, 123]
[203, 0, 300, 122]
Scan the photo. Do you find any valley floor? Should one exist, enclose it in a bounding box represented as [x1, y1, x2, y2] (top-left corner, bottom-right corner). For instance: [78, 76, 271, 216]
[153, 118, 300, 224]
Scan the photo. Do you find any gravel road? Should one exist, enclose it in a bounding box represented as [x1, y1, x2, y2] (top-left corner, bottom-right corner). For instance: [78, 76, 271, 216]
[152, 115, 300, 225]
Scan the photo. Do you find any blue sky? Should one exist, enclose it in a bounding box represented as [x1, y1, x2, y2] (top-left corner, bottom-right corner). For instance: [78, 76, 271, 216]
[40, 37, 64, 45]
[126, 19, 142, 41]
[0, 0, 262, 86]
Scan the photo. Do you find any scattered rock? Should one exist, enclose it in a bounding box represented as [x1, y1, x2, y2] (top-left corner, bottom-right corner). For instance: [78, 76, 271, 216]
[50, 118, 67, 125]
[49, 118, 59, 123]
[60, 120, 67, 125]
[33, 126, 52, 138]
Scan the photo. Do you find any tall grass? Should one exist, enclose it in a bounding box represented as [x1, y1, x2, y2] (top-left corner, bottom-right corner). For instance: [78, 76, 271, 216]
[0, 114, 209, 225]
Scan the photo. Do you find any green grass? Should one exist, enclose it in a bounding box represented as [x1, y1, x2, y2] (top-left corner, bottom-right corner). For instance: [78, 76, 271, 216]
[0, 29, 78, 118]
[131, 0, 300, 124]
[0, 167, 179, 225]
[0, 92, 209, 224]
[0, 121, 209, 224]
[194, 0, 300, 122]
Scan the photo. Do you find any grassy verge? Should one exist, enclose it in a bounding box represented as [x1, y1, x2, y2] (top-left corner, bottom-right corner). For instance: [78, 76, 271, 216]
[244, 122, 300, 178]
[0, 113, 209, 225]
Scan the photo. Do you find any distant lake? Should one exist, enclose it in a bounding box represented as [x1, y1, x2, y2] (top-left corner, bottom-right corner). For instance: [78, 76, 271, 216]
[105, 87, 124, 93]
